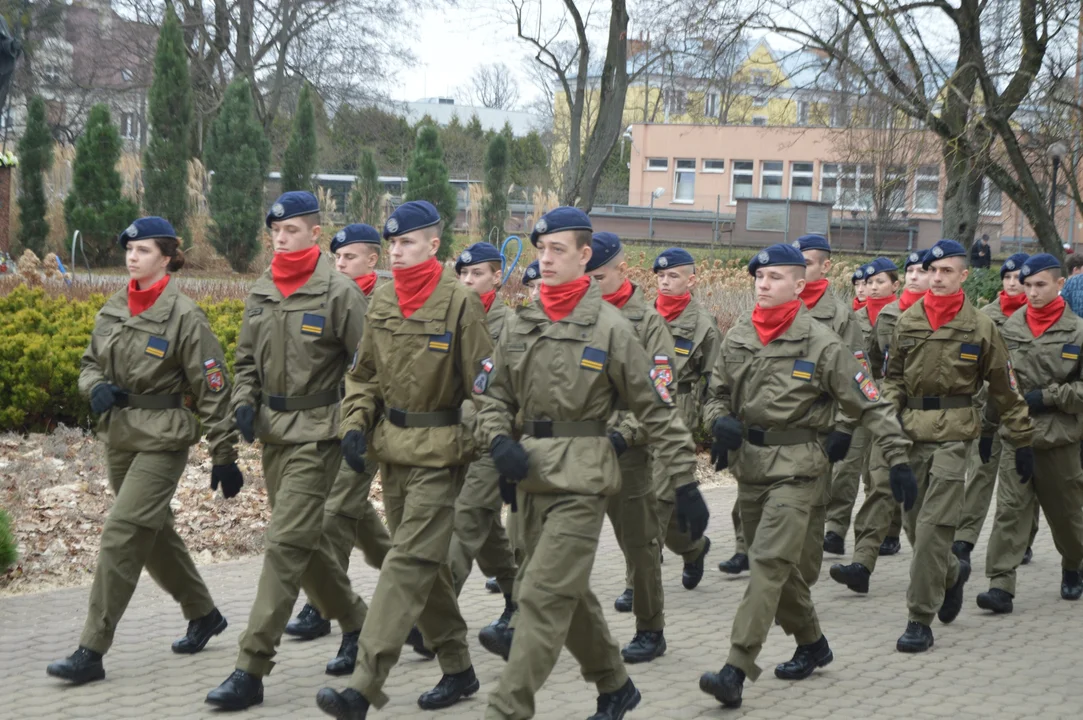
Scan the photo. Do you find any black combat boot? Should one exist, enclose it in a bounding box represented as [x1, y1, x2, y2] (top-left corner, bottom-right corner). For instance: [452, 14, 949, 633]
[938, 559, 971, 624]
[417, 666, 480, 710]
[205, 669, 264, 710]
[774, 635, 833, 680]
[613, 588, 633, 613]
[316, 687, 370, 719]
[493, 594, 516, 630]
[718, 553, 749, 574]
[479, 622, 513, 661]
[878, 536, 901, 556]
[285, 603, 331, 640]
[951, 540, 973, 566]
[700, 664, 744, 708]
[829, 562, 871, 594]
[823, 531, 845, 556]
[405, 625, 435, 659]
[1022, 546, 1034, 565]
[325, 630, 360, 676]
[46, 646, 105, 685]
[485, 577, 501, 593]
[683, 537, 712, 590]
[172, 607, 228, 654]
[976, 588, 1014, 614]
[896, 621, 934, 653]
[621, 630, 667, 664]
[1062, 569, 1083, 600]
[587, 678, 641, 720]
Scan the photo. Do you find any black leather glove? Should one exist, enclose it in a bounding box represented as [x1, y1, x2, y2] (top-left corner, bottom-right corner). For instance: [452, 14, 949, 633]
[341, 430, 367, 473]
[491, 435, 529, 481]
[1014, 445, 1035, 483]
[90, 383, 119, 415]
[978, 436, 994, 464]
[675, 482, 710, 541]
[235, 405, 256, 443]
[710, 440, 729, 472]
[712, 416, 744, 451]
[608, 431, 628, 457]
[1023, 389, 1046, 413]
[825, 430, 853, 463]
[889, 463, 918, 511]
[498, 476, 518, 512]
[210, 462, 245, 499]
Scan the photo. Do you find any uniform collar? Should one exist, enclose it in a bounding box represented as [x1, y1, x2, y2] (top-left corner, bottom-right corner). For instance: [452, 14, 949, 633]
[103, 276, 179, 324]
[251, 253, 334, 300]
[519, 280, 603, 330]
[369, 267, 458, 322]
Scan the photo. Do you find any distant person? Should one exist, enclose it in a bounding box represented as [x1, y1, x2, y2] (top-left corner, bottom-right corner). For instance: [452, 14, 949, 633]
[970, 234, 992, 269]
[1060, 254, 1083, 317]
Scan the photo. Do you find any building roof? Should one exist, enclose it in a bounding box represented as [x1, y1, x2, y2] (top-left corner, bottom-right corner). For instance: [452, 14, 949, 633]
[400, 100, 544, 136]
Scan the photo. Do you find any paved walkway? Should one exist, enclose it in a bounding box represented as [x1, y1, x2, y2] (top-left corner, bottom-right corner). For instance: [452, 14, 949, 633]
[2, 485, 1079, 719]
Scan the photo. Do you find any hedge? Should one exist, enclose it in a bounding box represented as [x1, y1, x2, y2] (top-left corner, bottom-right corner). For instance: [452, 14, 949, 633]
[0, 508, 15, 573]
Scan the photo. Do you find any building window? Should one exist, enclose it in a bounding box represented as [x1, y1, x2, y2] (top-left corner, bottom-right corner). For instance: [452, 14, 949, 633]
[827, 164, 874, 210]
[704, 92, 719, 118]
[674, 159, 695, 203]
[980, 177, 1002, 215]
[732, 160, 754, 202]
[913, 164, 940, 212]
[856, 165, 875, 210]
[790, 162, 814, 201]
[830, 103, 849, 128]
[120, 112, 140, 140]
[751, 115, 768, 127]
[702, 159, 725, 173]
[748, 69, 770, 86]
[42, 64, 63, 85]
[797, 101, 809, 126]
[885, 165, 908, 212]
[821, 164, 838, 206]
[664, 88, 687, 115]
[761, 161, 783, 199]
[0, 108, 12, 129]
[647, 157, 668, 172]
[752, 96, 768, 108]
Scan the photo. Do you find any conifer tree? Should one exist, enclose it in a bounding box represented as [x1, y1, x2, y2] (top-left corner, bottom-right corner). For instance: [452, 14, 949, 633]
[405, 123, 457, 260]
[16, 96, 52, 256]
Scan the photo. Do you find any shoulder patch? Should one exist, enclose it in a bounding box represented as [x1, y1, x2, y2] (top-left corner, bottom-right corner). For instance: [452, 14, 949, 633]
[674, 337, 694, 356]
[145, 336, 169, 358]
[581, 347, 607, 372]
[653, 355, 673, 385]
[650, 365, 675, 405]
[959, 343, 980, 362]
[428, 331, 453, 352]
[1062, 344, 1080, 361]
[473, 356, 494, 394]
[203, 358, 225, 392]
[792, 359, 815, 382]
[855, 371, 880, 401]
[1007, 360, 1019, 391]
[853, 350, 870, 374]
[301, 313, 325, 336]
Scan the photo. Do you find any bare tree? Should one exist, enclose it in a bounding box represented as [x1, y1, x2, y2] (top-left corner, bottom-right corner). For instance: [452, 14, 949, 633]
[469, 62, 520, 109]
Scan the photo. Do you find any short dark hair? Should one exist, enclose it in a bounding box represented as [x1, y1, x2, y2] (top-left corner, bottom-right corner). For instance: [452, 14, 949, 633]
[1066, 253, 1083, 272]
[573, 229, 592, 248]
[300, 212, 321, 229]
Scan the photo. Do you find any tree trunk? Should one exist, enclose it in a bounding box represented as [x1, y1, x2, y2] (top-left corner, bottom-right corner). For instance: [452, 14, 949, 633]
[940, 138, 983, 248]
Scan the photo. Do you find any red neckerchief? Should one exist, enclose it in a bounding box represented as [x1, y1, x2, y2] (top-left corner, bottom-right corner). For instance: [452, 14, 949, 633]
[852, 297, 867, 312]
[999, 290, 1027, 317]
[393, 257, 443, 318]
[799, 278, 829, 309]
[898, 288, 925, 312]
[540, 275, 591, 322]
[1026, 296, 1065, 338]
[656, 292, 692, 323]
[480, 289, 497, 313]
[751, 299, 801, 346]
[128, 274, 170, 316]
[355, 272, 377, 297]
[271, 245, 321, 298]
[602, 278, 635, 309]
[923, 290, 965, 331]
[866, 295, 895, 326]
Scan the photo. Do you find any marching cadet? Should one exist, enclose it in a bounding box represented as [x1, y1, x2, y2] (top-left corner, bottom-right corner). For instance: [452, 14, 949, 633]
[285, 223, 433, 672]
[448, 242, 521, 637]
[852, 267, 869, 316]
[205, 192, 369, 710]
[522, 259, 541, 302]
[316, 201, 493, 719]
[953, 253, 1034, 567]
[700, 244, 914, 709]
[652, 247, 719, 590]
[474, 207, 707, 720]
[788, 234, 867, 560]
[976, 253, 1083, 613]
[587, 231, 676, 663]
[47, 217, 241, 685]
[880, 239, 1033, 653]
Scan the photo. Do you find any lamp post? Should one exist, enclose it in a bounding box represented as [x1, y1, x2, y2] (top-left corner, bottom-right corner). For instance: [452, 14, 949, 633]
[649, 187, 665, 239]
[1049, 141, 1070, 247]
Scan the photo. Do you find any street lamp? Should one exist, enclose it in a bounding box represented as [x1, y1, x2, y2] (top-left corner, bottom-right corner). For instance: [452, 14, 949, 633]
[649, 187, 665, 239]
[1049, 141, 1069, 240]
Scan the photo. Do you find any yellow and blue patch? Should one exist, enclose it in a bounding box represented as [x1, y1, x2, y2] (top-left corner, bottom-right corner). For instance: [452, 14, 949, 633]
[959, 343, 980, 362]
[581, 347, 606, 372]
[428, 331, 452, 352]
[145, 336, 169, 358]
[1063, 344, 1080, 361]
[300, 313, 325, 336]
[674, 337, 694, 356]
[792, 359, 814, 382]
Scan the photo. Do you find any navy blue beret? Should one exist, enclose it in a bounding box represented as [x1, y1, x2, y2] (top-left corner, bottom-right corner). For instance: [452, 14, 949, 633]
[792, 234, 831, 253]
[903, 250, 926, 270]
[455, 242, 503, 274]
[586, 232, 623, 273]
[330, 223, 381, 253]
[530, 206, 592, 247]
[653, 247, 695, 273]
[922, 239, 966, 269]
[1001, 253, 1029, 278]
[266, 191, 319, 228]
[522, 260, 540, 284]
[862, 257, 898, 279]
[1019, 253, 1062, 281]
[118, 216, 177, 248]
[852, 267, 866, 283]
[748, 244, 806, 276]
[384, 200, 441, 239]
